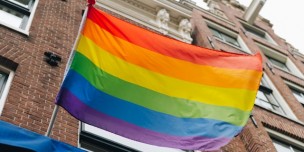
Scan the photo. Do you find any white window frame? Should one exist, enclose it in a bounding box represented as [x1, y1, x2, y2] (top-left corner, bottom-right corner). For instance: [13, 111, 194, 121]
[267, 128, 304, 152]
[257, 43, 304, 79]
[241, 21, 277, 45]
[255, 73, 297, 119]
[80, 123, 187, 152]
[0, 66, 14, 115]
[206, 20, 251, 54]
[285, 81, 304, 105]
[0, 0, 39, 35]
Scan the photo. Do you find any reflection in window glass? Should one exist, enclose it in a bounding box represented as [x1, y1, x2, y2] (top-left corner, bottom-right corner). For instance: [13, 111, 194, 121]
[255, 76, 285, 114]
[290, 88, 304, 105]
[81, 124, 186, 152]
[0, 4, 24, 28]
[8, 0, 31, 8]
[266, 56, 290, 72]
[272, 138, 304, 152]
[0, 71, 8, 98]
[209, 27, 240, 47]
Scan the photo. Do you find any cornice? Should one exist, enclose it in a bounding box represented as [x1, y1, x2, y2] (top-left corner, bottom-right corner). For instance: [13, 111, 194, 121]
[96, 0, 193, 43]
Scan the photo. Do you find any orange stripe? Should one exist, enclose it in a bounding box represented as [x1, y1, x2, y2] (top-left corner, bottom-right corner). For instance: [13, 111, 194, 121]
[87, 6, 263, 71]
[82, 19, 261, 90]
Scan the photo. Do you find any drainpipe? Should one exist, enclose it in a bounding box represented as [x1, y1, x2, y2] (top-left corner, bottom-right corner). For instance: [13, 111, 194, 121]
[243, 0, 266, 24]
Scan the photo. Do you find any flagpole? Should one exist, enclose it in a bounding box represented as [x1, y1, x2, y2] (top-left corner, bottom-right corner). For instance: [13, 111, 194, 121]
[46, 3, 92, 137]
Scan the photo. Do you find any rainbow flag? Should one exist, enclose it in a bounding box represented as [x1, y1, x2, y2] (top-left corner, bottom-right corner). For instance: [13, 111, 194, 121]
[56, 6, 262, 151]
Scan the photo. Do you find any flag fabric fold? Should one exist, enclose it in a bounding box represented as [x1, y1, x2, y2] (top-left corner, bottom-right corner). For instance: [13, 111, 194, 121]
[56, 5, 262, 151]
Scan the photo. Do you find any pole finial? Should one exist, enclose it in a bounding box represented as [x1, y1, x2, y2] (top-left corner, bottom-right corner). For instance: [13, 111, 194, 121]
[87, 0, 96, 5]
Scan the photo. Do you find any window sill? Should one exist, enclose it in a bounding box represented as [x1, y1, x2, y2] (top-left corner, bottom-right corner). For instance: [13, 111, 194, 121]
[0, 22, 29, 36]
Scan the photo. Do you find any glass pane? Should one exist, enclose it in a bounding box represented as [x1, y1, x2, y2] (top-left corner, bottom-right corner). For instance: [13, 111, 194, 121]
[293, 92, 304, 104]
[257, 91, 268, 101]
[255, 91, 274, 110]
[8, 0, 32, 8]
[293, 147, 303, 152]
[273, 140, 292, 152]
[0, 4, 24, 28]
[267, 57, 290, 72]
[0, 71, 8, 97]
[209, 28, 222, 39]
[222, 34, 240, 47]
[290, 88, 304, 104]
[82, 124, 186, 152]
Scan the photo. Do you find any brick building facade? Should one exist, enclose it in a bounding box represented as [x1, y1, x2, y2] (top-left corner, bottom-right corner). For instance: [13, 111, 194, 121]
[0, 0, 304, 151]
[0, 0, 85, 146]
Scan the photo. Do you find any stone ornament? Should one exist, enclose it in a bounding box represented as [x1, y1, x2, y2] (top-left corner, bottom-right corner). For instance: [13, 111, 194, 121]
[178, 18, 192, 42]
[156, 8, 170, 35]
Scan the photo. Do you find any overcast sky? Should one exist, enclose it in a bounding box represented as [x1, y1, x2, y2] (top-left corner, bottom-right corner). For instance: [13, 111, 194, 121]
[239, 0, 304, 54]
[193, 0, 304, 54]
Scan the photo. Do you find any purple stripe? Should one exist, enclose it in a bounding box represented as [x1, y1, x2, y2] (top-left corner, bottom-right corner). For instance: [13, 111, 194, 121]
[56, 88, 231, 150]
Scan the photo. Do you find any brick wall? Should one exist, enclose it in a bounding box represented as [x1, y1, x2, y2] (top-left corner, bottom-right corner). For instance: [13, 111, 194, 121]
[1, 0, 304, 151]
[192, 1, 304, 152]
[0, 0, 86, 146]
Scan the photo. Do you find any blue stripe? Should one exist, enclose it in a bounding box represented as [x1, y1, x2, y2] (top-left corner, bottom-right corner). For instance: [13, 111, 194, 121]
[62, 70, 242, 138]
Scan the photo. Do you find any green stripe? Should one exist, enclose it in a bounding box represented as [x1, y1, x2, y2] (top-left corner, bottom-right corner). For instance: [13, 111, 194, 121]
[71, 52, 250, 126]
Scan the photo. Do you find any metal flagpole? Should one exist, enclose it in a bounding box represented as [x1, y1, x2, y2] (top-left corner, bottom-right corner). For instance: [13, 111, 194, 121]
[46, 3, 91, 137]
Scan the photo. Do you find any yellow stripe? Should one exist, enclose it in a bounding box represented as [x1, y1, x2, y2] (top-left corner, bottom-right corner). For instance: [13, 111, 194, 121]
[76, 35, 257, 111]
[82, 19, 261, 90]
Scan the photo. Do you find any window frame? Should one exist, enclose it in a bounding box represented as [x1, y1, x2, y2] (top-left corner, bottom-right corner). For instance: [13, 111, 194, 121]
[255, 75, 285, 115]
[267, 128, 304, 152]
[285, 81, 304, 105]
[205, 20, 251, 53]
[256, 43, 304, 79]
[209, 26, 240, 47]
[0, 0, 39, 35]
[266, 55, 290, 72]
[240, 21, 277, 45]
[254, 73, 297, 119]
[0, 66, 14, 115]
[79, 123, 189, 152]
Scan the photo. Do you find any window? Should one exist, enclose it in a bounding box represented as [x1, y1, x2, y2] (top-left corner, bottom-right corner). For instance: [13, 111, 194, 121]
[254, 74, 297, 119]
[241, 22, 277, 45]
[0, 68, 14, 115]
[0, 71, 8, 98]
[80, 123, 188, 152]
[267, 128, 304, 152]
[257, 43, 304, 78]
[209, 27, 240, 47]
[290, 88, 304, 105]
[266, 55, 290, 72]
[0, 0, 38, 34]
[206, 21, 251, 53]
[286, 81, 304, 105]
[255, 75, 285, 114]
[272, 138, 303, 152]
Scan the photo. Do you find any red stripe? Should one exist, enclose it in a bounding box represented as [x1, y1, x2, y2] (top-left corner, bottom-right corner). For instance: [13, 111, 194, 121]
[87, 6, 262, 71]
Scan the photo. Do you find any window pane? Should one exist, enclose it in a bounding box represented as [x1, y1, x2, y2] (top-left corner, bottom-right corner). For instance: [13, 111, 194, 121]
[273, 140, 292, 152]
[0, 4, 24, 28]
[290, 89, 304, 104]
[222, 34, 240, 47]
[293, 147, 303, 152]
[8, 0, 32, 8]
[267, 56, 289, 71]
[82, 124, 186, 152]
[209, 28, 222, 39]
[0, 71, 8, 97]
[272, 138, 304, 152]
[255, 91, 273, 110]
